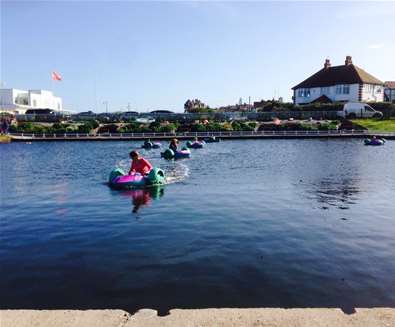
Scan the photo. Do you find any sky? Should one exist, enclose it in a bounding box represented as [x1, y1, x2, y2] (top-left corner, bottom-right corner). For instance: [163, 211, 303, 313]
[1, 1, 395, 112]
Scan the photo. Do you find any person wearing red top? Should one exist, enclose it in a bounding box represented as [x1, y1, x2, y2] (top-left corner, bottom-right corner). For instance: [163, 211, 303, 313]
[128, 151, 153, 176]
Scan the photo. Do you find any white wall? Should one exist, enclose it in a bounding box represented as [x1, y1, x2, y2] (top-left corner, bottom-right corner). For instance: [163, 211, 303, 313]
[28, 90, 62, 110]
[0, 88, 63, 113]
[294, 84, 359, 105]
[0, 89, 30, 113]
[0, 89, 28, 106]
[361, 84, 384, 102]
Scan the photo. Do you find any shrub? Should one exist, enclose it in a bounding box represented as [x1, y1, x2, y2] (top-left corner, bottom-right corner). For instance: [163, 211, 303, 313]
[97, 124, 118, 133]
[158, 123, 177, 133]
[369, 102, 395, 119]
[191, 123, 207, 132]
[296, 103, 344, 112]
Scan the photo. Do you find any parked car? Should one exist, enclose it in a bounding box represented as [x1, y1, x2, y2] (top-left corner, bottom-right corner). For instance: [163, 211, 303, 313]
[337, 102, 383, 119]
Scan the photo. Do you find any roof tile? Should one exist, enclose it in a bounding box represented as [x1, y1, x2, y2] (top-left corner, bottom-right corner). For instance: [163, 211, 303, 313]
[292, 64, 383, 89]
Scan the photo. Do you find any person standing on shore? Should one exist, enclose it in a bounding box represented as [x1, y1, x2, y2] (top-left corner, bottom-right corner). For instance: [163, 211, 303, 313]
[128, 151, 153, 176]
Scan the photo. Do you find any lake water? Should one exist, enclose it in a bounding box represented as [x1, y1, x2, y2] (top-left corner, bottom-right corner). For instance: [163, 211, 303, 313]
[1, 139, 395, 314]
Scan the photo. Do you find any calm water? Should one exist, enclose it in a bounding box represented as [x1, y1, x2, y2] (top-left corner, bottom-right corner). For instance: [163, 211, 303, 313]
[1, 139, 395, 314]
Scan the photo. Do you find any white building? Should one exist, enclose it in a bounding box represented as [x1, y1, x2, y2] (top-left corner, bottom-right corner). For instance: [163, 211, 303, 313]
[384, 82, 395, 102]
[0, 88, 63, 114]
[292, 56, 384, 105]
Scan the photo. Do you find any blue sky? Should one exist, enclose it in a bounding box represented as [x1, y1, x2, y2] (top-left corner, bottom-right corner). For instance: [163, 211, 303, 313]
[1, 1, 395, 112]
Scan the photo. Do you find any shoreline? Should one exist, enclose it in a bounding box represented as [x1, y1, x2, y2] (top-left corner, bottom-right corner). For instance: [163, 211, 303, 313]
[6, 130, 395, 142]
[1, 308, 394, 326]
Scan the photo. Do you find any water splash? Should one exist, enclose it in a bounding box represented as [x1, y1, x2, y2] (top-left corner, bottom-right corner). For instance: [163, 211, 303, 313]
[163, 162, 190, 184]
[115, 159, 189, 185]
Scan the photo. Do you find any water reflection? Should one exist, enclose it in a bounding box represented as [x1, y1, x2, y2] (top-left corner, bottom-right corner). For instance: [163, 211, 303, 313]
[120, 186, 164, 213]
[306, 178, 361, 210]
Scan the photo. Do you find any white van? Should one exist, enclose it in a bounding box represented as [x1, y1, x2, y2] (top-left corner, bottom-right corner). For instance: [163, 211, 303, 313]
[337, 102, 383, 119]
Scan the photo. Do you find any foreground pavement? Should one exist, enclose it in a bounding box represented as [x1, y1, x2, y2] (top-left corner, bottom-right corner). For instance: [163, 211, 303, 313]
[1, 308, 394, 327]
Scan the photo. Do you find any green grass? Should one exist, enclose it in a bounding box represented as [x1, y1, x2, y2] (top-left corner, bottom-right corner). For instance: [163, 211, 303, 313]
[352, 119, 395, 132]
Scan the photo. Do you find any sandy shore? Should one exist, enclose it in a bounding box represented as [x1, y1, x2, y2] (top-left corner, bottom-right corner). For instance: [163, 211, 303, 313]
[1, 308, 394, 327]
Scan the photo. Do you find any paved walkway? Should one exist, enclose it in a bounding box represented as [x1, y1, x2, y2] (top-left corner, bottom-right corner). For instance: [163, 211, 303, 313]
[2, 308, 394, 327]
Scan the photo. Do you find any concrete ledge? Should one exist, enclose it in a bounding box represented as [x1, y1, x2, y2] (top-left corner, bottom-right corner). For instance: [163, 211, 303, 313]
[1, 308, 394, 327]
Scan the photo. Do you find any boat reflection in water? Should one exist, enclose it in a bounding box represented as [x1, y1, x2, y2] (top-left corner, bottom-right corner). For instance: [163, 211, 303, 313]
[120, 186, 164, 213]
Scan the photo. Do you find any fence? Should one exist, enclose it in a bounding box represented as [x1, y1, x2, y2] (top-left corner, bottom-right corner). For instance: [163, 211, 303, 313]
[8, 129, 395, 140]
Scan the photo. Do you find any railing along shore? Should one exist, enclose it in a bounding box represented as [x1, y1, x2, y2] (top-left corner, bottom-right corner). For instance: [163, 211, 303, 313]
[6, 130, 395, 141]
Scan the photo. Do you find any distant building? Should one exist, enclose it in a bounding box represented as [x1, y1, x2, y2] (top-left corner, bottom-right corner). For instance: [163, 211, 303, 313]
[217, 103, 253, 112]
[292, 56, 384, 105]
[0, 88, 63, 114]
[120, 111, 139, 120]
[384, 81, 395, 102]
[150, 110, 174, 114]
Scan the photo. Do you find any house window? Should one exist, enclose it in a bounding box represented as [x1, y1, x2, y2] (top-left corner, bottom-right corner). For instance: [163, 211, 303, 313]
[33, 100, 37, 107]
[336, 85, 342, 94]
[298, 88, 310, 97]
[366, 84, 373, 93]
[343, 85, 350, 94]
[321, 87, 330, 95]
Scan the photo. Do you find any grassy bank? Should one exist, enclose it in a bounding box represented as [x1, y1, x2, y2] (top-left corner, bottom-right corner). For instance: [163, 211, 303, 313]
[352, 119, 395, 132]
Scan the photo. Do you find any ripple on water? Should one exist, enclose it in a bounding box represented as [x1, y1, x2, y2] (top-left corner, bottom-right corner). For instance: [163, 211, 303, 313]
[1, 139, 395, 311]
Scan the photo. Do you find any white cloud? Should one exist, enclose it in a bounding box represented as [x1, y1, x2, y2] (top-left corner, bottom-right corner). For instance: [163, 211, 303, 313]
[368, 43, 385, 49]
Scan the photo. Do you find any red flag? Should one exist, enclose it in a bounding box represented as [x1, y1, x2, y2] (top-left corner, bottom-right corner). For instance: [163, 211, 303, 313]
[52, 71, 62, 81]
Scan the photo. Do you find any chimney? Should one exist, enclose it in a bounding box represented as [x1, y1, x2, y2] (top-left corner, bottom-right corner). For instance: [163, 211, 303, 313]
[345, 56, 353, 65]
[324, 58, 331, 69]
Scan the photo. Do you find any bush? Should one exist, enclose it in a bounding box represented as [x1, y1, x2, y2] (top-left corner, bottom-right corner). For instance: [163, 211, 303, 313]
[296, 103, 344, 112]
[190, 123, 207, 132]
[77, 124, 91, 133]
[158, 123, 177, 133]
[97, 124, 118, 133]
[74, 120, 99, 133]
[369, 102, 395, 119]
[149, 121, 161, 131]
[205, 122, 223, 131]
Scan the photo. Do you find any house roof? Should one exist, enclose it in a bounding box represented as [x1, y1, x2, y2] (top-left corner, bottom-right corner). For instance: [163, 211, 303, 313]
[292, 64, 383, 90]
[311, 95, 333, 104]
[385, 81, 395, 89]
